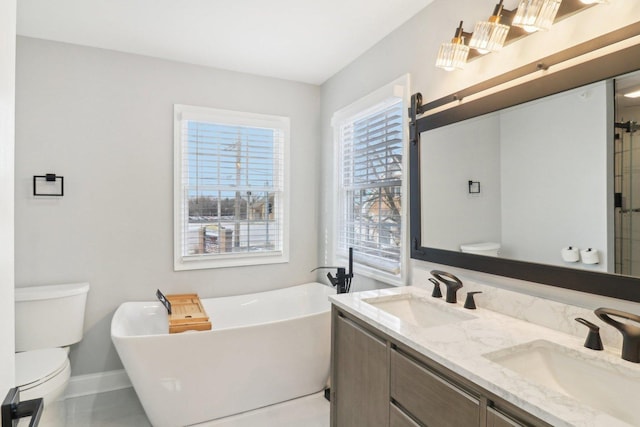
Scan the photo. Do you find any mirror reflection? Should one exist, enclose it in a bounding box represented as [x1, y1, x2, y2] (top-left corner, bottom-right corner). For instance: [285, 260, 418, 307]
[421, 70, 640, 277]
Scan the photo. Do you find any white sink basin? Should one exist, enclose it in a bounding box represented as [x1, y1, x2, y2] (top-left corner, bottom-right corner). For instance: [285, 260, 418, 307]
[485, 340, 640, 426]
[362, 294, 476, 328]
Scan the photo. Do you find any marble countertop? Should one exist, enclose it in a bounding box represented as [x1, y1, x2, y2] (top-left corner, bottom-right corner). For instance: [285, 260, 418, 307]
[330, 286, 640, 427]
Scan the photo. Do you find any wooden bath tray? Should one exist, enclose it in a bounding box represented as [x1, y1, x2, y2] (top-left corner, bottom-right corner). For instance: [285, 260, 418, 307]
[164, 293, 212, 333]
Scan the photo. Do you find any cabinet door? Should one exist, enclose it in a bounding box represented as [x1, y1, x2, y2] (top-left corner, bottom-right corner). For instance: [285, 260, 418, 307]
[391, 350, 480, 427]
[487, 407, 526, 427]
[333, 315, 389, 427]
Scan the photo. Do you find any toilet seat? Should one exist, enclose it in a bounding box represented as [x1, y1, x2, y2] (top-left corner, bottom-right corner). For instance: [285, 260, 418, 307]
[16, 348, 70, 401]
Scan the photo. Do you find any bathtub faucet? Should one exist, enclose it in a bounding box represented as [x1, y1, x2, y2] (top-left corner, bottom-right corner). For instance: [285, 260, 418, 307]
[311, 248, 354, 294]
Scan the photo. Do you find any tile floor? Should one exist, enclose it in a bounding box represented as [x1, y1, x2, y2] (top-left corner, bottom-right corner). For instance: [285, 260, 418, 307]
[64, 388, 151, 427]
[64, 388, 330, 427]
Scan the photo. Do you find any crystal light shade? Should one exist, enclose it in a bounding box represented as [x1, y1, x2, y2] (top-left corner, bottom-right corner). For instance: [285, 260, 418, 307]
[512, 0, 562, 33]
[436, 41, 470, 71]
[470, 1, 510, 54]
[436, 22, 470, 71]
[436, 43, 469, 71]
[469, 19, 510, 54]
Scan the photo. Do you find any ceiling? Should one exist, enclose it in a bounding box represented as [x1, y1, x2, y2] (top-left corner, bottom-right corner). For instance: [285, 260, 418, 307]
[17, 0, 435, 85]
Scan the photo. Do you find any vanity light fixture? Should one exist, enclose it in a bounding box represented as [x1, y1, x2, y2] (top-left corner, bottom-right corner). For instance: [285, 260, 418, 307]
[435, 21, 471, 71]
[512, 0, 563, 33]
[469, 1, 511, 54]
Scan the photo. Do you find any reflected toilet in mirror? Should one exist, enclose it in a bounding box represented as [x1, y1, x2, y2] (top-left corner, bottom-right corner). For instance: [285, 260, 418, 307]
[460, 242, 501, 257]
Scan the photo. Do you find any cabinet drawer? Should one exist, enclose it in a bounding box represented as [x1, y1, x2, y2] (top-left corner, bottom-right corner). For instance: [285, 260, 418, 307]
[487, 407, 526, 427]
[391, 350, 480, 427]
[390, 403, 421, 427]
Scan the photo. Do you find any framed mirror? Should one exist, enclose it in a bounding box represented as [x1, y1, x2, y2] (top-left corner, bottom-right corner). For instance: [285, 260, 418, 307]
[409, 22, 640, 303]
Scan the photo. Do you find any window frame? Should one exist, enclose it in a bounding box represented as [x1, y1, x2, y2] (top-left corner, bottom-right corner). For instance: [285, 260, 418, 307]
[331, 75, 410, 286]
[173, 104, 290, 271]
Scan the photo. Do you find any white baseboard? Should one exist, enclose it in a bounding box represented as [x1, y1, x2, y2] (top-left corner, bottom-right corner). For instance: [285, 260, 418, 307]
[65, 369, 132, 399]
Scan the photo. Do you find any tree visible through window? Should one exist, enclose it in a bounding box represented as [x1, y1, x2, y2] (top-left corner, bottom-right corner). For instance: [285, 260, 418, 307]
[337, 99, 404, 275]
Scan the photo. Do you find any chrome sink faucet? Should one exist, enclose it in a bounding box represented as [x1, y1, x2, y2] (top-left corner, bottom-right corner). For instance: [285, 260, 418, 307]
[595, 308, 640, 363]
[430, 270, 463, 303]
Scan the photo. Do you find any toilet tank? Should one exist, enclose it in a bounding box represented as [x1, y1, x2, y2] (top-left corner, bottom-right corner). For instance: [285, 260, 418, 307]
[15, 283, 90, 352]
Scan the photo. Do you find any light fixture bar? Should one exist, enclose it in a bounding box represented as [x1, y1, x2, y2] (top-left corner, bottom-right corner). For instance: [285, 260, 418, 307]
[435, 21, 471, 71]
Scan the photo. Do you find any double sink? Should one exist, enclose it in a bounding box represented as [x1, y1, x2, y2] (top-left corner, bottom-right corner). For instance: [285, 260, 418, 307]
[362, 291, 640, 426]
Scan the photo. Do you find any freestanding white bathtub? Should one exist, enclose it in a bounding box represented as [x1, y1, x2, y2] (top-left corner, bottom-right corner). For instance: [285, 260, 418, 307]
[111, 282, 335, 427]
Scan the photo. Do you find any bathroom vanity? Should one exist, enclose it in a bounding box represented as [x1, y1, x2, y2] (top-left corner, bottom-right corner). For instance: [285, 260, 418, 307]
[331, 309, 545, 427]
[329, 286, 640, 427]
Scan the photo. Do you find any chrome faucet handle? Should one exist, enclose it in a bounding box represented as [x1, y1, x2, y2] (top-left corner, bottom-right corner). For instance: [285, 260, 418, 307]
[575, 318, 603, 351]
[430, 270, 463, 304]
[595, 308, 640, 362]
[428, 278, 442, 298]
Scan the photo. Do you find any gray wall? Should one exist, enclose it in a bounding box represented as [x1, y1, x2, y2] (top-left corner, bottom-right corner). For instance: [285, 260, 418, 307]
[421, 113, 502, 252]
[12, 0, 640, 380]
[1, 0, 16, 392]
[15, 37, 321, 375]
[319, 0, 640, 301]
[500, 82, 610, 271]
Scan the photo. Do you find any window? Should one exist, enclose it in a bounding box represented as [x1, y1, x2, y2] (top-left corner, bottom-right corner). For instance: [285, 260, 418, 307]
[332, 76, 409, 284]
[174, 105, 289, 270]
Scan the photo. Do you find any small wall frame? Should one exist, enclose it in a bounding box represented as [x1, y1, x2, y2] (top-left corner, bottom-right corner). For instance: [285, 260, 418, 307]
[33, 174, 64, 197]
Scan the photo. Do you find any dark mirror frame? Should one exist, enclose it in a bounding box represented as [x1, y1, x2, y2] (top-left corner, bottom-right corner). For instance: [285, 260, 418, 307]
[409, 22, 640, 303]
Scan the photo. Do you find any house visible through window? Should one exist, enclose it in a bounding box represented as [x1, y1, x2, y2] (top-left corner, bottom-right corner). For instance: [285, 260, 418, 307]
[174, 105, 289, 270]
[333, 78, 408, 282]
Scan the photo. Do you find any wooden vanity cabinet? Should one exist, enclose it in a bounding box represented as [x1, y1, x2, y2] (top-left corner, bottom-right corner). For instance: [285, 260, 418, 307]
[331, 307, 553, 427]
[331, 312, 389, 427]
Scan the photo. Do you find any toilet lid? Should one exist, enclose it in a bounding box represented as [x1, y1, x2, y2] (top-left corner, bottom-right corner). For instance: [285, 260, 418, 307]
[460, 242, 500, 251]
[15, 348, 68, 387]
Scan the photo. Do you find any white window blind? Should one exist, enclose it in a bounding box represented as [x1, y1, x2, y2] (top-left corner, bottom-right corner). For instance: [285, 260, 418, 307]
[337, 98, 404, 276]
[174, 105, 289, 270]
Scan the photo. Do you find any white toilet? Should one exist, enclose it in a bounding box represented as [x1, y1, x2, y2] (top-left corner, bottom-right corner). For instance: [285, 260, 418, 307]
[14, 282, 90, 426]
[460, 242, 501, 256]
